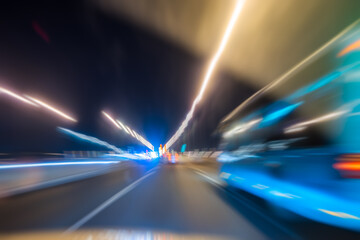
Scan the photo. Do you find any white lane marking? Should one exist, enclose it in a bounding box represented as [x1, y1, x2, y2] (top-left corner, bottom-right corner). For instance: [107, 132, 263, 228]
[192, 169, 301, 240]
[194, 170, 224, 186]
[189, 167, 225, 186]
[190, 167, 207, 175]
[65, 168, 158, 233]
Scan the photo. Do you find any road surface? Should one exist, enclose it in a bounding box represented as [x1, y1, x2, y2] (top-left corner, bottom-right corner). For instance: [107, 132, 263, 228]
[0, 161, 359, 239]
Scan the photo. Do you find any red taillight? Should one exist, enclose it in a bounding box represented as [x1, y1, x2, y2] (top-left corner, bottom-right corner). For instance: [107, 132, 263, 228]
[333, 162, 360, 171]
[333, 154, 360, 178]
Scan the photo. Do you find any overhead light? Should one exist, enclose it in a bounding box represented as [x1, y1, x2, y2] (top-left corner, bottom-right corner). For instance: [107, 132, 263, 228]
[0, 86, 38, 107]
[26, 95, 77, 122]
[165, 0, 246, 149]
[102, 111, 122, 129]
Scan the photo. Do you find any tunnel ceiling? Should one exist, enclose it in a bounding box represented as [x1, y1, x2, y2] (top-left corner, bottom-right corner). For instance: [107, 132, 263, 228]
[93, 0, 360, 89]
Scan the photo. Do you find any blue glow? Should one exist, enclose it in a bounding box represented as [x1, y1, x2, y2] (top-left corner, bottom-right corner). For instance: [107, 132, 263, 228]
[307, 72, 340, 92]
[218, 31, 360, 232]
[287, 62, 360, 102]
[220, 165, 360, 231]
[289, 72, 341, 101]
[0, 161, 119, 170]
[338, 65, 360, 153]
[181, 144, 187, 153]
[261, 102, 302, 127]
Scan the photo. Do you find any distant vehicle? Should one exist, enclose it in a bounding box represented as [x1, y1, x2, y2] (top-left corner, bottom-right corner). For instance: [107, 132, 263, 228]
[160, 152, 178, 164]
[217, 19, 360, 231]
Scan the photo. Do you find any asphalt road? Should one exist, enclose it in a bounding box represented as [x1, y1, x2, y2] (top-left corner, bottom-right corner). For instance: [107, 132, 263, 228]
[0, 161, 360, 240]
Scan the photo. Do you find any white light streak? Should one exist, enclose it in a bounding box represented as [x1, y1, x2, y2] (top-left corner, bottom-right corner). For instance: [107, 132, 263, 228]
[284, 126, 306, 134]
[101, 110, 155, 151]
[198, 0, 246, 101]
[165, 0, 246, 149]
[116, 120, 129, 134]
[224, 118, 261, 138]
[131, 130, 138, 139]
[133, 131, 140, 140]
[0, 87, 38, 106]
[26, 96, 77, 122]
[0, 161, 119, 170]
[284, 110, 346, 133]
[102, 111, 122, 129]
[127, 126, 135, 137]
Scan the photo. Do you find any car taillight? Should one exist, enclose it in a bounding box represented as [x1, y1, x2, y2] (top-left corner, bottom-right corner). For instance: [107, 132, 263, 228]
[333, 154, 360, 178]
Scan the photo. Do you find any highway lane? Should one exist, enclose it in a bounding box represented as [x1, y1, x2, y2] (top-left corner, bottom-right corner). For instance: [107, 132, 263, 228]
[0, 161, 154, 232]
[73, 164, 293, 239]
[0, 161, 360, 239]
[0, 158, 124, 197]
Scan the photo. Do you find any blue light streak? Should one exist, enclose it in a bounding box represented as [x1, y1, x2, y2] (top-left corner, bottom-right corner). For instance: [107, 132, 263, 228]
[58, 127, 123, 153]
[261, 102, 303, 126]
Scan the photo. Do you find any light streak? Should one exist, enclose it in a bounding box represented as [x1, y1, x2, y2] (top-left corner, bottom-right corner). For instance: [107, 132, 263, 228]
[337, 39, 360, 57]
[58, 127, 123, 153]
[101, 110, 155, 151]
[127, 126, 135, 137]
[318, 209, 360, 220]
[284, 126, 306, 134]
[222, 19, 360, 124]
[26, 96, 77, 122]
[284, 110, 346, 133]
[132, 131, 140, 140]
[165, 0, 246, 149]
[198, 0, 246, 101]
[223, 118, 261, 138]
[269, 190, 300, 199]
[0, 161, 119, 170]
[102, 111, 122, 129]
[333, 162, 360, 171]
[0, 87, 38, 106]
[116, 120, 129, 134]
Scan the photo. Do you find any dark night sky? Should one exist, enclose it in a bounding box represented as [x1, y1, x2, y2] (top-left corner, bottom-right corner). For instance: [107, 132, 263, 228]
[0, 0, 253, 153]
